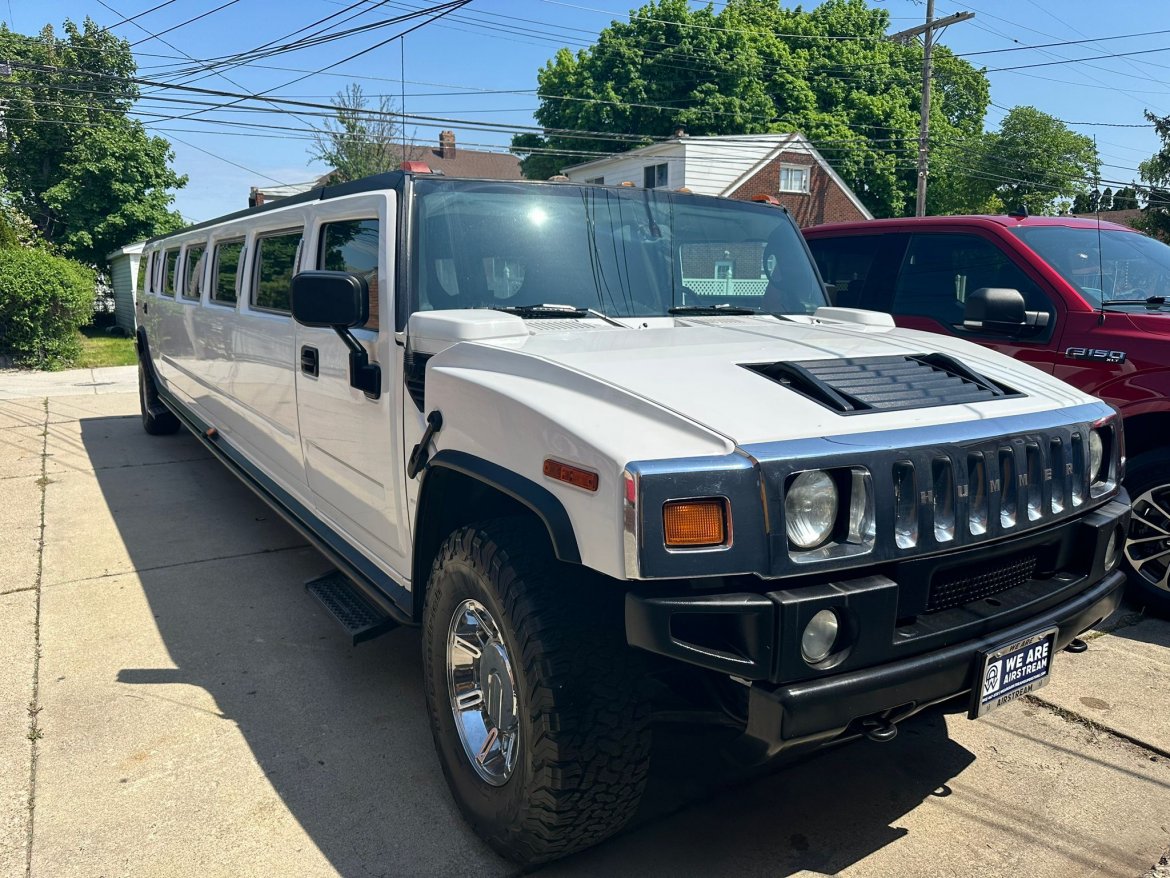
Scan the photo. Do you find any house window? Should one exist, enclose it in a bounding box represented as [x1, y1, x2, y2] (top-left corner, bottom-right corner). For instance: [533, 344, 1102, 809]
[779, 164, 810, 194]
[643, 163, 668, 189]
[585, 176, 604, 185]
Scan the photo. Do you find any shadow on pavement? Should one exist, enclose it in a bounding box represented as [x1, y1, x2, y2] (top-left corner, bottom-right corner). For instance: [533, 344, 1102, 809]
[81, 414, 977, 877]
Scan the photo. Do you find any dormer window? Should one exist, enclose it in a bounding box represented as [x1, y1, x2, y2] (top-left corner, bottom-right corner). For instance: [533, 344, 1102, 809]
[780, 164, 810, 194]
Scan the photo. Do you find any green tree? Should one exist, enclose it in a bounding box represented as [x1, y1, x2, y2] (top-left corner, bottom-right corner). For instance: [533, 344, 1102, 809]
[510, 0, 990, 217]
[1071, 191, 1092, 214]
[0, 248, 94, 368]
[1100, 186, 1114, 211]
[935, 106, 1098, 216]
[0, 19, 186, 266]
[1112, 185, 1139, 210]
[308, 83, 401, 183]
[1138, 112, 1170, 241]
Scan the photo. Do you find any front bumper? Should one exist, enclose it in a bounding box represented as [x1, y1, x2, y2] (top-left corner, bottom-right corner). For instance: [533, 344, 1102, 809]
[626, 497, 1129, 757]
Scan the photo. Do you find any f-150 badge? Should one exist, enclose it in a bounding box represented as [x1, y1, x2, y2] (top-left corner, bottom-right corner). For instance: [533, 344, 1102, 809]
[1064, 347, 1126, 364]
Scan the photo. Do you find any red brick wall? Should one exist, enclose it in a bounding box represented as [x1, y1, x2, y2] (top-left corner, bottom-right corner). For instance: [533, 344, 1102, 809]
[727, 151, 869, 227]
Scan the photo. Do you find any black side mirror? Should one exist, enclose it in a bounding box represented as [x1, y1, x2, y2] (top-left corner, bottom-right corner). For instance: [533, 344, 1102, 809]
[290, 270, 380, 399]
[963, 287, 1049, 336]
[291, 270, 368, 328]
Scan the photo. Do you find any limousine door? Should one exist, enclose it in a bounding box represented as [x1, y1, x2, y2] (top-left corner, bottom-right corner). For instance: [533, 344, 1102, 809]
[293, 193, 410, 580]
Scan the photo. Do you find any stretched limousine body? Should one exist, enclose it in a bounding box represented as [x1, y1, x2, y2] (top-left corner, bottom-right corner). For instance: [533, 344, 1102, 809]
[136, 169, 1130, 863]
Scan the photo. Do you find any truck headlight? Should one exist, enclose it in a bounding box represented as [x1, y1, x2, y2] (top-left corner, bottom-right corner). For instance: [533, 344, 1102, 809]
[785, 470, 838, 549]
[1089, 428, 1104, 483]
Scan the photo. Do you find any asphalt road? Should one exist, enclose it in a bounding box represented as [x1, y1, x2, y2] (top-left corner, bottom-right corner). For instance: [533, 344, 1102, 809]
[1, 379, 1168, 878]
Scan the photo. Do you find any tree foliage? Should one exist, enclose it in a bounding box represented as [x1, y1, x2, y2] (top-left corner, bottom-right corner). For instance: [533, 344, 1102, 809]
[0, 19, 186, 266]
[0, 248, 95, 369]
[1138, 112, 1170, 241]
[510, 0, 990, 217]
[308, 83, 402, 183]
[1112, 186, 1139, 211]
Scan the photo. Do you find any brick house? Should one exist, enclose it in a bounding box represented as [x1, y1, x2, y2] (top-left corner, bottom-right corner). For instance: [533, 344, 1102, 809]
[562, 133, 872, 227]
[248, 131, 521, 206]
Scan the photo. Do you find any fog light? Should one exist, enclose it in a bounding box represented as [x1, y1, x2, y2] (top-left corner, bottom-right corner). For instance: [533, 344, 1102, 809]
[801, 609, 840, 664]
[1104, 526, 1123, 572]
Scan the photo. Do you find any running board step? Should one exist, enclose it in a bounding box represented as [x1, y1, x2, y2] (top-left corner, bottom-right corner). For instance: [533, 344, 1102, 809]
[305, 570, 397, 645]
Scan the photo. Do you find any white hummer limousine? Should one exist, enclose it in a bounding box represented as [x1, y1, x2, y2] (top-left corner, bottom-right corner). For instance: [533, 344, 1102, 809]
[136, 168, 1130, 863]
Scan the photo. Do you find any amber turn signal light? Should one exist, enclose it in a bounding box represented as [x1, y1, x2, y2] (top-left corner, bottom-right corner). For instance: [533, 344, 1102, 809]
[663, 499, 728, 548]
[543, 459, 599, 492]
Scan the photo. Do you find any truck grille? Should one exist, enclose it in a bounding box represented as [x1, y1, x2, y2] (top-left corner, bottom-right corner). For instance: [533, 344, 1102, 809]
[927, 552, 1038, 613]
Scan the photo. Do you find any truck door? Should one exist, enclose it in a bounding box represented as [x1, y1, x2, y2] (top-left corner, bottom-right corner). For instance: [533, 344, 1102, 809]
[293, 192, 410, 580]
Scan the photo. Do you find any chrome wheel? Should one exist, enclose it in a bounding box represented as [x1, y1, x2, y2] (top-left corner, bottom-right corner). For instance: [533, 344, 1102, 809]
[1125, 485, 1170, 594]
[446, 598, 519, 785]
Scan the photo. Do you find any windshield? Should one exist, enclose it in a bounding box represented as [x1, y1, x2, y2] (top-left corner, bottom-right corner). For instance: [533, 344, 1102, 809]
[1012, 226, 1170, 307]
[409, 179, 826, 320]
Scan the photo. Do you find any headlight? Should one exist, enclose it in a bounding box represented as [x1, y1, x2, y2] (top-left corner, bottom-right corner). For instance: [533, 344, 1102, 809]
[801, 609, 840, 664]
[785, 470, 838, 549]
[1089, 429, 1105, 482]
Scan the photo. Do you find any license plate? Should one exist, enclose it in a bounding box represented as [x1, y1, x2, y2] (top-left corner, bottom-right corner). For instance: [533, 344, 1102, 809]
[969, 627, 1058, 719]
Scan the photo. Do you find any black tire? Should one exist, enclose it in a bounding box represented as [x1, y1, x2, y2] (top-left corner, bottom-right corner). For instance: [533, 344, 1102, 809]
[1123, 449, 1170, 614]
[422, 518, 651, 864]
[138, 362, 180, 436]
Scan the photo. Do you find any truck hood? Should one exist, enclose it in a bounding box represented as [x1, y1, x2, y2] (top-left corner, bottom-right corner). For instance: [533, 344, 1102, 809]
[431, 316, 1094, 447]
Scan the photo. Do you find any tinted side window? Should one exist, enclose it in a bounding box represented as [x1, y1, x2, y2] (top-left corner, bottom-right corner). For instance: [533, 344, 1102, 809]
[318, 219, 379, 329]
[894, 234, 1049, 325]
[182, 244, 206, 300]
[136, 252, 149, 293]
[162, 250, 179, 295]
[806, 235, 882, 308]
[211, 239, 244, 305]
[252, 230, 302, 313]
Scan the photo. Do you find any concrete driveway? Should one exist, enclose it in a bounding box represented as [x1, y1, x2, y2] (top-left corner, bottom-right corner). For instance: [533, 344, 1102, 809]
[2, 378, 1169, 878]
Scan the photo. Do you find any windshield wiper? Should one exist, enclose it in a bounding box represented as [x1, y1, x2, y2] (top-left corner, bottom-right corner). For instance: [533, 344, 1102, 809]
[668, 305, 761, 316]
[1101, 296, 1167, 308]
[488, 303, 629, 328]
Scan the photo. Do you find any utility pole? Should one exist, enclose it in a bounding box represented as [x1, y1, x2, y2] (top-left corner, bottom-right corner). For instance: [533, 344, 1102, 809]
[889, 8, 975, 216]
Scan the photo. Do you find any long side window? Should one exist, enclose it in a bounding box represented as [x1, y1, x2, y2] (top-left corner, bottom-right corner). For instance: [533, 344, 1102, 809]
[162, 249, 179, 296]
[210, 238, 245, 306]
[318, 218, 380, 329]
[182, 244, 206, 301]
[136, 252, 149, 294]
[252, 229, 303, 313]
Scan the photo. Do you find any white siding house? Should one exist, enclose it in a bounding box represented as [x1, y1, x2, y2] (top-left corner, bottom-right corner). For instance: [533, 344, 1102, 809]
[106, 241, 145, 335]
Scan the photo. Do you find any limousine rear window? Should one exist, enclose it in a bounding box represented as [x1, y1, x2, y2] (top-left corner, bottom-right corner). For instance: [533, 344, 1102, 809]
[211, 239, 245, 305]
[319, 218, 379, 330]
[252, 229, 303, 313]
[162, 250, 179, 296]
[136, 252, 149, 295]
[182, 244, 206, 301]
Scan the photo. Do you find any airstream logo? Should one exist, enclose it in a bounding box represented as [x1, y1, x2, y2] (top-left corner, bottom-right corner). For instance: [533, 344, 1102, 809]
[1065, 347, 1126, 364]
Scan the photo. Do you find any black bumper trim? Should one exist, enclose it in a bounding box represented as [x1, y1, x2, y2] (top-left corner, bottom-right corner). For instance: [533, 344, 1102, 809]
[742, 568, 1125, 758]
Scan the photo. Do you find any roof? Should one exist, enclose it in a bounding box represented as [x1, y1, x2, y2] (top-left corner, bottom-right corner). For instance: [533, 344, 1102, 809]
[803, 214, 1140, 235]
[401, 143, 521, 179]
[105, 240, 145, 261]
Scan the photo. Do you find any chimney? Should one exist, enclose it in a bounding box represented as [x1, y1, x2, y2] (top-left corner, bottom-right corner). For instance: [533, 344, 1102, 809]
[439, 130, 456, 159]
[673, 126, 688, 139]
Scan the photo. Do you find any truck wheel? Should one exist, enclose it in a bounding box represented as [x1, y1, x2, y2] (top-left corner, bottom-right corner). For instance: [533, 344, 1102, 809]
[421, 519, 651, 864]
[1123, 449, 1170, 614]
[138, 363, 179, 435]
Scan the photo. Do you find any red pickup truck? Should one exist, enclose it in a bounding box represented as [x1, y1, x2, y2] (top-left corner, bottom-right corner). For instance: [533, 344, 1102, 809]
[804, 215, 1170, 611]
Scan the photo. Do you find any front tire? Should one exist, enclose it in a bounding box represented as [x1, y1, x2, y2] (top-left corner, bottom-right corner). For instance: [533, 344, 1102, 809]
[1123, 449, 1170, 614]
[422, 519, 651, 864]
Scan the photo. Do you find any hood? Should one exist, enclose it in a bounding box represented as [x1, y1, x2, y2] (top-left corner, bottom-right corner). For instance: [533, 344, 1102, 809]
[432, 315, 1094, 447]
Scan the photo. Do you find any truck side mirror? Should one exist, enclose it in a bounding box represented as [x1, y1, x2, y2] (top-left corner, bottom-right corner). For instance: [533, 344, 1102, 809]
[962, 287, 1049, 336]
[290, 271, 380, 399]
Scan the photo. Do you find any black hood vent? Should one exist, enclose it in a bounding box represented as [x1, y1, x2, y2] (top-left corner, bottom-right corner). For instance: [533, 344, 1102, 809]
[742, 353, 1021, 415]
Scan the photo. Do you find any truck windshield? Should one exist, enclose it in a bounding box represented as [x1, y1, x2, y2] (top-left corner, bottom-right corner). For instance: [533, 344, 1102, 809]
[1012, 226, 1170, 307]
[410, 179, 825, 319]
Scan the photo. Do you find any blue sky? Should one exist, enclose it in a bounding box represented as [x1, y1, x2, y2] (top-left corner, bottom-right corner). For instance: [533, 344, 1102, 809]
[17, 0, 1170, 223]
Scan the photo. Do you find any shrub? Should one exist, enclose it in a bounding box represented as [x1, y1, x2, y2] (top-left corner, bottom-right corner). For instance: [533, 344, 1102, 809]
[0, 248, 95, 369]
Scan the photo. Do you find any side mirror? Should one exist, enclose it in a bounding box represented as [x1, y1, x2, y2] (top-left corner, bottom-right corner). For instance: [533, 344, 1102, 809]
[963, 287, 1049, 336]
[290, 270, 380, 399]
[290, 270, 368, 328]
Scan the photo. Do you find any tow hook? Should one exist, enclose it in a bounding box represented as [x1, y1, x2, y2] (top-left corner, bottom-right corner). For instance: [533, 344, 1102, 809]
[1064, 637, 1089, 654]
[861, 716, 898, 743]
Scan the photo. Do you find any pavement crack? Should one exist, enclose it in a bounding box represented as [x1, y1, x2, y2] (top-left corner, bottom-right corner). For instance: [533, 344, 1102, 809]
[1024, 693, 1170, 761]
[0, 585, 37, 596]
[25, 397, 48, 878]
[46, 542, 312, 588]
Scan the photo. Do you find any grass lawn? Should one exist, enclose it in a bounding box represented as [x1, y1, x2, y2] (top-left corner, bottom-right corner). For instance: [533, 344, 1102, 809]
[75, 324, 137, 368]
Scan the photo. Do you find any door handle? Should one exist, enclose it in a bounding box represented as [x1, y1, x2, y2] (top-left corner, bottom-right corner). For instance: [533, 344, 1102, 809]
[300, 345, 319, 377]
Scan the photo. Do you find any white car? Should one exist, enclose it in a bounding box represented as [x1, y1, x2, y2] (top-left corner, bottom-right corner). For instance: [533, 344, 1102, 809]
[136, 169, 1130, 864]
